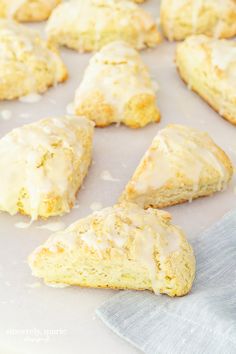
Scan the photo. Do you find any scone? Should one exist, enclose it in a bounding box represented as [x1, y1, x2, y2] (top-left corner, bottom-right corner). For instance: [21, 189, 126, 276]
[46, 0, 161, 52]
[28, 202, 195, 297]
[160, 0, 236, 41]
[0, 20, 67, 100]
[120, 124, 233, 208]
[74, 41, 160, 128]
[0, 0, 61, 22]
[176, 35, 236, 125]
[0, 116, 94, 220]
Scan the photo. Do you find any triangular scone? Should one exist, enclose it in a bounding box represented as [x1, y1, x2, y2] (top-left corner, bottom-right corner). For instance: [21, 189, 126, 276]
[74, 41, 160, 128]
[0, 20, 67, 100]
[46, 0, 161, 52]
[160, 0, 236, 41]
[0, 116, 93, 220]
[28, 202, 195, 297]
[120, 125, 233, 208]
[176, 36, 236, 125]
[0, 0, 61, 22]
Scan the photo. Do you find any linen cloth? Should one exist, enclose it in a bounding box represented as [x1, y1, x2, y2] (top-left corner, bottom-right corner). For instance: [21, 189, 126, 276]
[97, 208, 236, 354]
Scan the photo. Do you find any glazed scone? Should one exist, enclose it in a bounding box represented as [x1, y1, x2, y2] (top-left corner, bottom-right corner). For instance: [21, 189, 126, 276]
[0, 116, 94, 220]
[28, 202, 196, 297]
[160, 0, 236, 41]
[0, 20, 67, 100]
[176, 35, 236, 125]
[0, 0, 61, 22]
[46, 0, 161, 52]
[120, 124, 233, 208]
[74, 41, 160, 128]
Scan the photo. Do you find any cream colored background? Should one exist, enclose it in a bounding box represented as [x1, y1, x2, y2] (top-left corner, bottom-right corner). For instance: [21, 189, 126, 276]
[0, 1, 235, 353]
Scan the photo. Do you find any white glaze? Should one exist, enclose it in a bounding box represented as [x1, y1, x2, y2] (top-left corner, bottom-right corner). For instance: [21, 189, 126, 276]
[75, 41, 156, 119]
[27, 282, 42, 289]
[19, 93, 42, 103]
[90, 202, 103, 212]
[165, 0, 236, 39]
[38, 222, 66, 232]
[66, 102, 75, 115]
[5, 0, 58, 19]
[100, 170, 120, 182]
[191, 0, 203, 32]
[0, 20, 66, 95]
[0, 116, 92, 220]
[211, 40, 236, 72]
[46, 282, 70, 288]
[46, 0, 156, 51]
[34, 204, 182, 293]
[6, 0, 26, 19]
[133, 125, 229, 195]
[1, 110, 12, 120]
[15, 221, 32, 229]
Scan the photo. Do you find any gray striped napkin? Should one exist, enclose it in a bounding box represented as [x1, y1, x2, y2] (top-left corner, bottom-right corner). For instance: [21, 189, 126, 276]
[97, 208, 236, 354]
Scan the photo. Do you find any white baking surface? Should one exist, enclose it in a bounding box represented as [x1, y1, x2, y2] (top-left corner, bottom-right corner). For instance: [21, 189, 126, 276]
[0, 1, 235, 354]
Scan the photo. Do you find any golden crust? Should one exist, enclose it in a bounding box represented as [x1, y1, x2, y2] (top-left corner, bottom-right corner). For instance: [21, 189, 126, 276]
[0, 20, 67, 100]
[46, 0, 161, 52]
[0, 0, 61, 22]
[0, 116, 94, 220]
[176, 35, 236, 125]
[74, 41, 160, 128]
[119, 124, 233, 209]
[160, 0, 236, 41]
[75, 91, 116, 128]
[123, 94, 160, 129]
[28, 202, 196, 297]
[76, 92, 160, 128]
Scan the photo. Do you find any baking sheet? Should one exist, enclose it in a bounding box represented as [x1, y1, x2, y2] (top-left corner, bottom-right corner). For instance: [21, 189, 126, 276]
[0, 1, 235, 353]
